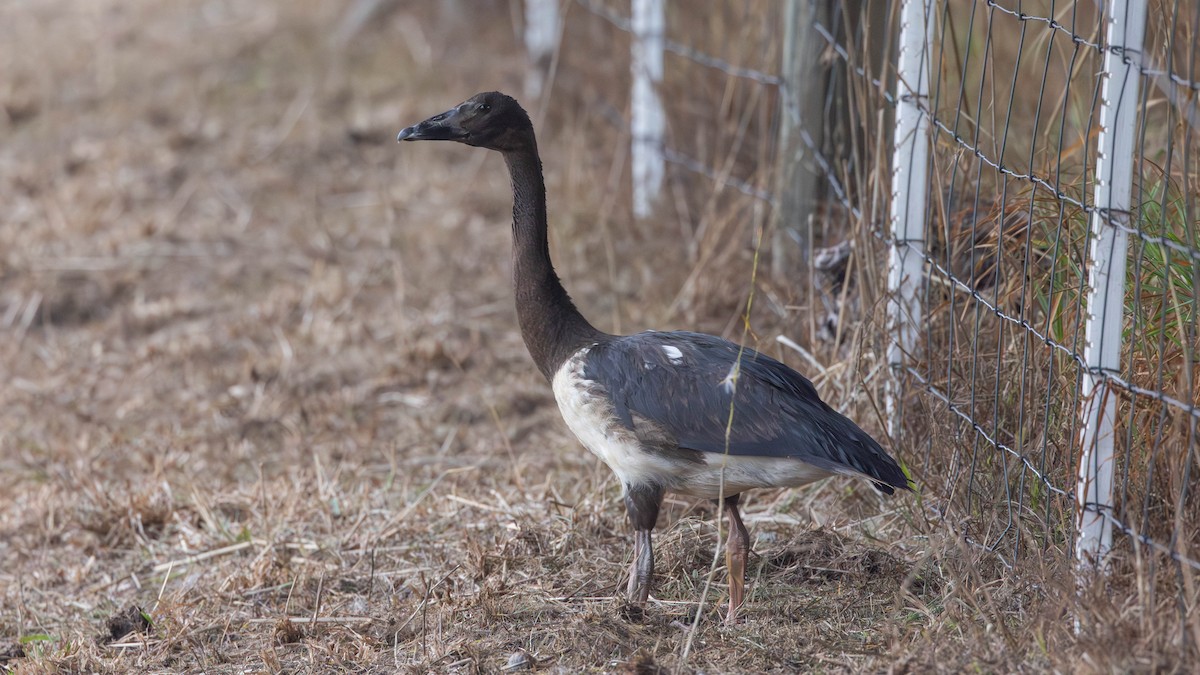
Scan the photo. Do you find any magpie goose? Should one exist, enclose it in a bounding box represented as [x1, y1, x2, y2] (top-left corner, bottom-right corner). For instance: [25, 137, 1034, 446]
[398, 92, 910, 623]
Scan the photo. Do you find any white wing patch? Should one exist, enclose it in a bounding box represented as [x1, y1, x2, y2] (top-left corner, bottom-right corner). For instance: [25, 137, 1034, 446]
[661, 345, 684, 364]
[720, 361, 740, 394]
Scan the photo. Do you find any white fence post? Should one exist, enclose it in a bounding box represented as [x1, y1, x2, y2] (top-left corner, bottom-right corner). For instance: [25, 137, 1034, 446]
[886, 0, 932, 440]
[1075, 0, 1147, 573]
[523, 0, 561, 100]
[631, 0, 665, 219]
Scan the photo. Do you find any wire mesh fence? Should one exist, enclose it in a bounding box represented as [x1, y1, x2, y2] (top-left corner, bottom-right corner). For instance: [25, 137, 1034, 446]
[545, 0, 1199, 637]
[910, 0, 1200, 583]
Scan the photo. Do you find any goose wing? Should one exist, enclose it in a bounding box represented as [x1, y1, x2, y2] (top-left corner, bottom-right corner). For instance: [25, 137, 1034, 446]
[583, 331, 910, 494]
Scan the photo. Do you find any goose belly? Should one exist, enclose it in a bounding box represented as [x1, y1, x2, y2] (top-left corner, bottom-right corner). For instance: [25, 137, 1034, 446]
[668, 455, 834, 499]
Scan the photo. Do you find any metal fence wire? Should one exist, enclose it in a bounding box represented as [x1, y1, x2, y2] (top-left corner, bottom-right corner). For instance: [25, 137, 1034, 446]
[909, 0, 1200, 579]
[552, 0, 1199, 632]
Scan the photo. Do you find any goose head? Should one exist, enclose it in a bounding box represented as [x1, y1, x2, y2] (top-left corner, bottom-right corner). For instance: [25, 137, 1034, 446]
[397, 91, 533, 153]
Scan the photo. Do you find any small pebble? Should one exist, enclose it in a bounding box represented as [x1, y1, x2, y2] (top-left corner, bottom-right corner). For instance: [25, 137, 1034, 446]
[347, 596, 369, 615]
[505, 649, 533, 671]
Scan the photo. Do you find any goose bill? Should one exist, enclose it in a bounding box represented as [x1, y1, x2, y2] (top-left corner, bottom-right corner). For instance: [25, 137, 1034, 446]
[397, 110, 469, 142]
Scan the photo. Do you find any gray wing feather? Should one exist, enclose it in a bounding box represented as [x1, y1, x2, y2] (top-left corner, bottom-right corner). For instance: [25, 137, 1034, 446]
[583, 331, 910, 493]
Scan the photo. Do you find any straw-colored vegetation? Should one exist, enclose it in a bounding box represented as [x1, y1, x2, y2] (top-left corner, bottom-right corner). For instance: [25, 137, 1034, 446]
[1, 1, 1195, 672]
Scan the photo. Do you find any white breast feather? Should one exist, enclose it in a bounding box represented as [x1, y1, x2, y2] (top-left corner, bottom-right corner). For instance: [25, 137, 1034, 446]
[553, 349, 682, 489]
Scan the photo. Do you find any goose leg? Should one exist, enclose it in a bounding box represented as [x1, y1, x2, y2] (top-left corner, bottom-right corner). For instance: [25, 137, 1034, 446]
[723, 494, 750, 624]
[623, 484, 663, 605]
[627, 529, 654, 602]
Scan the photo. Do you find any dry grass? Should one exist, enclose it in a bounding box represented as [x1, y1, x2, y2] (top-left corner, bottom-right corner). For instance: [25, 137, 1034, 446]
[0, 1, 1194, 673]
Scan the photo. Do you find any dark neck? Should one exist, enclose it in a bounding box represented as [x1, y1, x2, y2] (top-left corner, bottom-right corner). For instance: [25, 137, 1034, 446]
[503, 148, 603, 380]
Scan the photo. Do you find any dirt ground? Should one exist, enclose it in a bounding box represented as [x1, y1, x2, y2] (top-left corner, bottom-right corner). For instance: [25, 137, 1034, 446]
[0, 2, 1186, 673]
